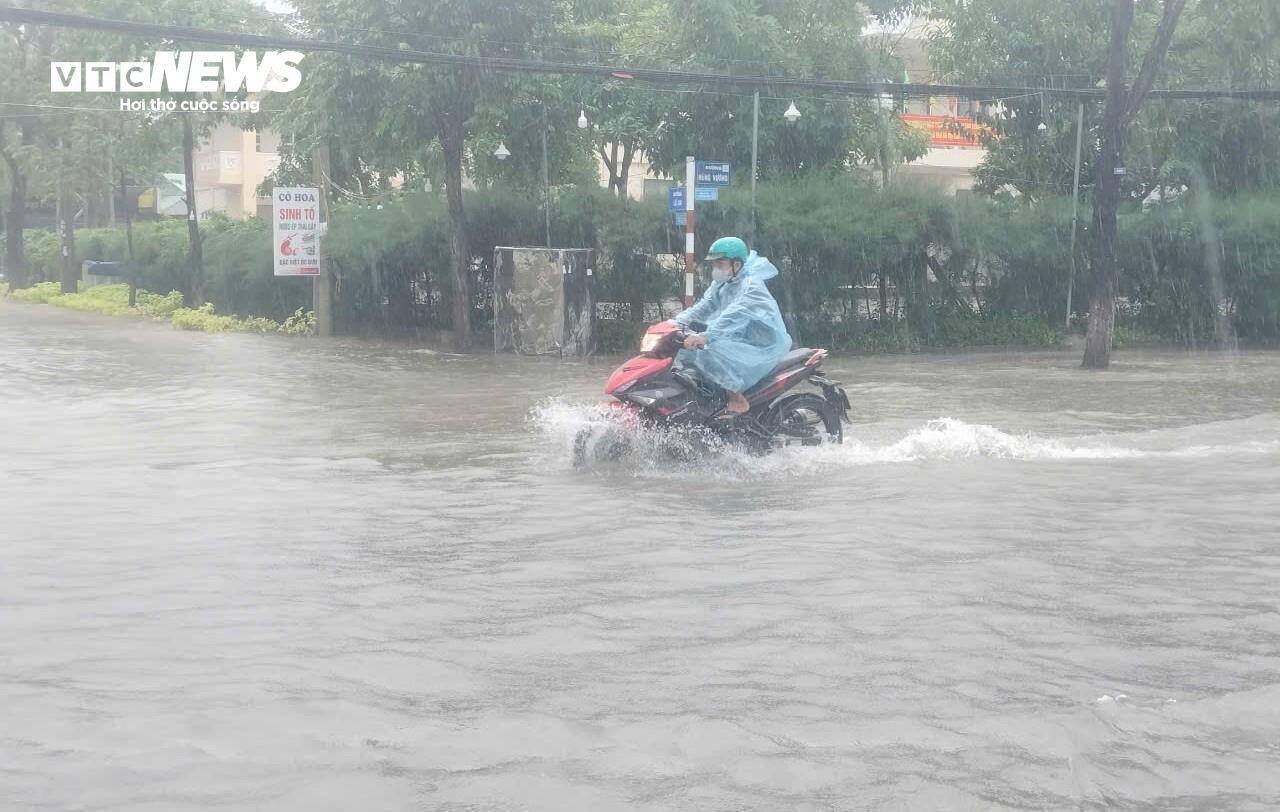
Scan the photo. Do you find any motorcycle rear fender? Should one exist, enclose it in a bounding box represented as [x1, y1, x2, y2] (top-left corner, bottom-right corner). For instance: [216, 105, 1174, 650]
[808, 373, 852, 423]
[748, 364, 815, 403]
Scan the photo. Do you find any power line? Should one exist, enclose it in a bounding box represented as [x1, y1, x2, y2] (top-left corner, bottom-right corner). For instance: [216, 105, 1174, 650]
[0, 101, 130, 113]
[5, 7, 1280, 102]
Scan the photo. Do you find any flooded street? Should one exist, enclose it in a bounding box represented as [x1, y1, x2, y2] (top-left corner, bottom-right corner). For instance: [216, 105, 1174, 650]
[3, 301, 1280, 811]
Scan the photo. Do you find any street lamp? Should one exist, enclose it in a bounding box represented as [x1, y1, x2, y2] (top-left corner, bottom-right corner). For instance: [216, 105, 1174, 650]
[577, 109, 588, 129]
[783, 101, 801, 123]
[494, 141, 511, 160]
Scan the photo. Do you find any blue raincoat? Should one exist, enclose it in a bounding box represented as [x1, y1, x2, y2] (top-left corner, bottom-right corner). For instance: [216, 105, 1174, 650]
[672, 251, 793, 393]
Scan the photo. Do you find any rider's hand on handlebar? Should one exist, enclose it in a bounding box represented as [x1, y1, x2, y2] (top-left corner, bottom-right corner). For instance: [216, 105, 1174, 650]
[683, 334, 708, 350]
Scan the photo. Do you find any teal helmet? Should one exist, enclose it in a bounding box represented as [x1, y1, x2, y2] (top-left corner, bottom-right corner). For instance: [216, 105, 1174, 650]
[705, 236, 748, 262]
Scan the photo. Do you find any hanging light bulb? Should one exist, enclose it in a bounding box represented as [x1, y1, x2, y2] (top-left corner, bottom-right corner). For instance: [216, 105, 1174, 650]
[783, 101, 801, 123]
[494, 141, 511, 160]
[577, 109, 588, 129]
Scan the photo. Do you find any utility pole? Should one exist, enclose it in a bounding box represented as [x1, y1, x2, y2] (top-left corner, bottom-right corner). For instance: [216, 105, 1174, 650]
[311, 143, 333, 336]
[57, 138, 77, 294]
[684, 155, 695, 307]
[541, 118, 551, 248]
[877, 90, 893, 318]
[181, 117, 204, 306]
[750, 90, 759, 243]
[106, 152, 115, 228]
[1067, 101, 1085, 330]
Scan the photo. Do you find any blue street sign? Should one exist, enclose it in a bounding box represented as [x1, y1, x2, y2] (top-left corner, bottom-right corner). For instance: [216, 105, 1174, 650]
[668, 186, 686, 212]
[695, 160, 731, 187]
[695, 186, 718, 202]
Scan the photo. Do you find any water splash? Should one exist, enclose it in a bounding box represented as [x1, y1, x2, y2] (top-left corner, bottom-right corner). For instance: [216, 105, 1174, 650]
[529, 398, 729, 473]
[531, 401, 1280, 476]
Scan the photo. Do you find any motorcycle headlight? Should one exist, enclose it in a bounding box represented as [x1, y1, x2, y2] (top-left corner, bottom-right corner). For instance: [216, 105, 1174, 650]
[639, 333, 663, 353]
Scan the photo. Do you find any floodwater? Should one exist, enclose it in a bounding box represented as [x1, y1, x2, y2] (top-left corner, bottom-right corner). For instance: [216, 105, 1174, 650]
[3, 301, 1279, 811]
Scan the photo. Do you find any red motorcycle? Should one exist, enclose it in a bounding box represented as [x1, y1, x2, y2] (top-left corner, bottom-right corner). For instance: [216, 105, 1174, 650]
[574, 320, 850, 464]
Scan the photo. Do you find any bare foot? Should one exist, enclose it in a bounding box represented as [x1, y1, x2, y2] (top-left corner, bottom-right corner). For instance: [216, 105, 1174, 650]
[726, 391, 750, 413]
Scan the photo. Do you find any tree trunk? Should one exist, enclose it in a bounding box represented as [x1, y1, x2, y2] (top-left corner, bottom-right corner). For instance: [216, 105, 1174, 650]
[120, 166, 136, 307]
[1083, 0, 1134, 369]
[439, 112, 472, 351]
[1084, 0, 1187, 368]
[596, 144, 616, 195]
[3, 157, 27, 290]
[182, 117, 204, 306]
[608, 142, 622, 195]
[617, 142, 635, 198]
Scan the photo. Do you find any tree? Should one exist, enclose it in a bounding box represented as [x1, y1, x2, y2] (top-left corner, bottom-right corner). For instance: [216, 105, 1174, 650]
[919, 0, 1279, 363]
[0, 8, 51, 290]
[1152, 0, 1280, 195]
[2, 0, 272, 299]
[279, 0, 564, 350]
[1083, 0, 1187, 369]
[0, 7, 118, 293]
[138, 0, 280, 306]
[633, 0, 887, 180]
[560, 0, 916, 193]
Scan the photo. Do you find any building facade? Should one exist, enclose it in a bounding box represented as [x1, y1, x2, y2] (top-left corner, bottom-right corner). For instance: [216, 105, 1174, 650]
[192, 122, 284, 220]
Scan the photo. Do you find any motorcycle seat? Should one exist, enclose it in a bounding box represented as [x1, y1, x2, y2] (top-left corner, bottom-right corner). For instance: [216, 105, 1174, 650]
[771, 348, 819, 373]
[741, 349, 820, 398]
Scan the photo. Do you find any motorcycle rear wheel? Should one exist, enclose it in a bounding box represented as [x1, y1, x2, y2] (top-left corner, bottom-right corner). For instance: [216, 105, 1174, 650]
[767, 393, 843, 446]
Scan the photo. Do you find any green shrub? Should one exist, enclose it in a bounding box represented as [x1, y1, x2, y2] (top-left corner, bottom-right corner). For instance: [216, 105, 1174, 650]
[279, 307, 317, 335]
[134, 289, 186, 318]
[9, 180, 1280, 348]
[169, 302, 281, 333]
[6, 281, 312, 335]
[10, 281, 62, 303]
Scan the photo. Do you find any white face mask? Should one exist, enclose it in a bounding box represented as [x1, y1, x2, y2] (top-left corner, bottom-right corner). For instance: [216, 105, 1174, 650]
[711, 266, 734, 283]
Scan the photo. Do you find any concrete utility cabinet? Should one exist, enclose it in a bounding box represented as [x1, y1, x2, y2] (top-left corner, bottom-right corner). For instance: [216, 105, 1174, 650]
[493, 247, 595, 356]
[80, 260, 123, 289]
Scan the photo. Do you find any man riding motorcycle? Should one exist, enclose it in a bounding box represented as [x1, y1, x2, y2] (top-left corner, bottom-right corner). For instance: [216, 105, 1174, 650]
[672, 236, 792, 414]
